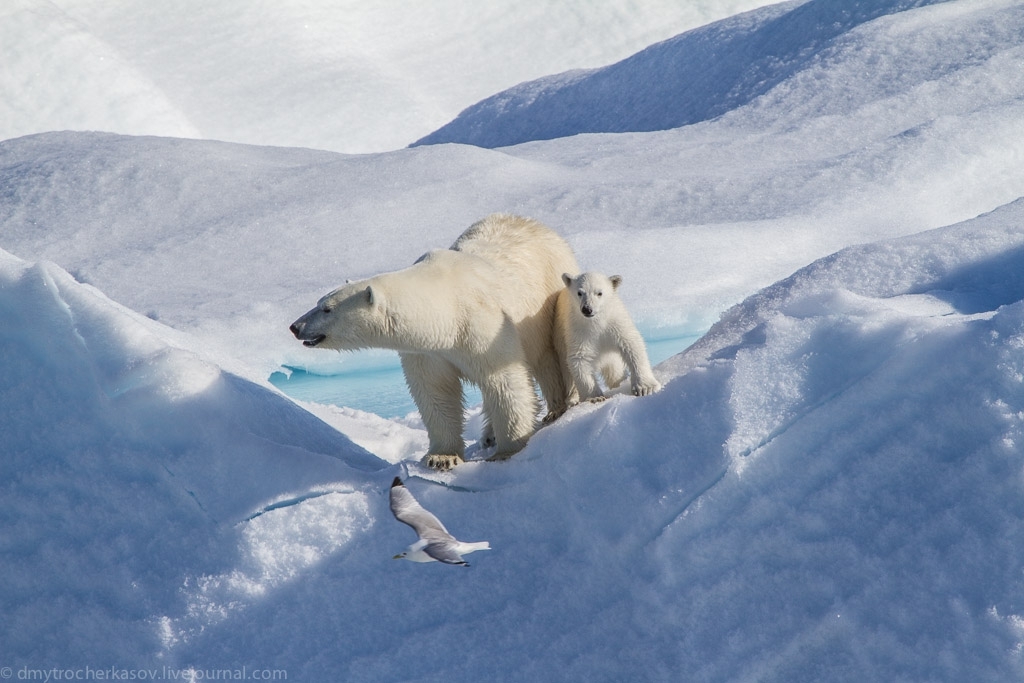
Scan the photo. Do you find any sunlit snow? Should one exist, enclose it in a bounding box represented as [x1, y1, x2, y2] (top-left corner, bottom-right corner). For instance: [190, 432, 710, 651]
[4, 1, 1024, 680]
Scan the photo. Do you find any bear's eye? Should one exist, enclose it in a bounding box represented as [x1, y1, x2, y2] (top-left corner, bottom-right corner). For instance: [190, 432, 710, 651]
[577, 290, 584, 298]
[321, 306, 332, 314]
[596, 291, 603, 297]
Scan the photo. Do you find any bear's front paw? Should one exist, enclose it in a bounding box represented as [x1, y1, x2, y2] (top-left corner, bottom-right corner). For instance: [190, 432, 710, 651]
[585, 395, 607, 404]
[423, 454, 464, 471]
[541, 407, 566, 424]
[632, 380, 663, 397]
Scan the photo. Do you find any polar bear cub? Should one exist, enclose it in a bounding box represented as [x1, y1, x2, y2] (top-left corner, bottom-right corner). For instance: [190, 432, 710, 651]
[556, 272, 662, 404]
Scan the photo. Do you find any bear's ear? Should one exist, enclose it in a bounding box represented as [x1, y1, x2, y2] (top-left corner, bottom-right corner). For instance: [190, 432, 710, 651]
[364, 285, 377, 306]
[562, 273, 575, 288]
[609, 275, 622, 290]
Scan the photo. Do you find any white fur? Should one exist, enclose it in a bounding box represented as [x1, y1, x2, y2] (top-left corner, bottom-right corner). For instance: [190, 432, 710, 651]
[555, 271, 662, 405]
[291, 214, 579, 469]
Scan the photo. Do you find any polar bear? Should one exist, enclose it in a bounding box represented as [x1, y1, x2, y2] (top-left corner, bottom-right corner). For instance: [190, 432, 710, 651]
[289, 214, 579, 470]
[555, 271, 662, 405]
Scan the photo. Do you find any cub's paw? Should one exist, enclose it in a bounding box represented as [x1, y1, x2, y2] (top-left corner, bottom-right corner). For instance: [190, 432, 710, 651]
[585, 395, 608, 404]
[423, 454, 464, 471]
[632, 380, 663, 397]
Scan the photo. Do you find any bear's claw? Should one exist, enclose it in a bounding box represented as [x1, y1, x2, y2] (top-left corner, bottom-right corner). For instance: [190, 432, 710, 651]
[541, 408, 566, 424]
[424, 454, 463, 471]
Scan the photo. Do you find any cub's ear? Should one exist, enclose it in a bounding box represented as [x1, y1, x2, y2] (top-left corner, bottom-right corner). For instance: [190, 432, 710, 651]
[364, 285, 377, 305]
[609, 275, 623, 290]
[562, 273, 575, 288]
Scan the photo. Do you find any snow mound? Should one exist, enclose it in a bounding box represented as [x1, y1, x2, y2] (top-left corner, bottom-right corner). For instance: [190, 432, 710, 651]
[415, 0, 1024, 148]
[5, 0, 1024, 676]
[630, 199, 1024, 680]
[201, 202, 1024, 678]
[5, 196, 1024, 677]
[2, 0, 779, 153]
[0, 249, 386, 663]
[7, 69, 1024, 375]
[667, 197, 1024, 378]
[0, 1, 198, 141]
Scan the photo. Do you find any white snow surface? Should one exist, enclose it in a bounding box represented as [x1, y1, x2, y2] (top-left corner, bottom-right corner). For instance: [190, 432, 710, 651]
[4, 0, 1024, 680]
[417, 0, 1024, 148]
[1, 0, 778, 154]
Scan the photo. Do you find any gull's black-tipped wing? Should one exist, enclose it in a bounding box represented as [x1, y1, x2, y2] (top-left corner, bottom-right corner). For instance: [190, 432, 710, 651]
[389, 477, 453, 541]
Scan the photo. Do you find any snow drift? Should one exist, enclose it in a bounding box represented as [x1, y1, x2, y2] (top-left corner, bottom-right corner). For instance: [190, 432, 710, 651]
[1, 0, 779, 154]
[4, 0, 1024, 679]
[5, 0, 1024, 376]
[0, 250, 385, 663]
[5, 199, 1024, 679]
[415, 0, 1024, 148]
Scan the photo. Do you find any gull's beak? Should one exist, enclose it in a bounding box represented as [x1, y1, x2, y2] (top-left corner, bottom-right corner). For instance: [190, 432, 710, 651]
[393, 553, 404, 560]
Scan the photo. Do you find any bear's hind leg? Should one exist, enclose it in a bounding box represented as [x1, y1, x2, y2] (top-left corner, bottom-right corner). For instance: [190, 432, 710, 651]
[479, 365, 538, 461]
[480, 418, 496, 449]
[533, 345, 571, 424]
[400, 353, 466, 470]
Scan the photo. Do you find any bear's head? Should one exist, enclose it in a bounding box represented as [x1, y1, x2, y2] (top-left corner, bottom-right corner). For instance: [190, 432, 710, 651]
[562, 272, 621, 319]
[290, 280, 388, 351]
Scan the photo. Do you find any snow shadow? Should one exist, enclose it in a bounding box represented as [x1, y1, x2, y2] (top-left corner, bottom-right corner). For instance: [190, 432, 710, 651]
[915, 244, 1024, 315]
[415, 0, 950, 148]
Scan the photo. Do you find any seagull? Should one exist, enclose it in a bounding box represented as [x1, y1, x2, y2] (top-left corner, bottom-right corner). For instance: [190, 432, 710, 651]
[389, 477, 490, 566]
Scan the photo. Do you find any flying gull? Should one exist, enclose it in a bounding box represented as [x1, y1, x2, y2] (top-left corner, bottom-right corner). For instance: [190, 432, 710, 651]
[390, 477, 490, 566]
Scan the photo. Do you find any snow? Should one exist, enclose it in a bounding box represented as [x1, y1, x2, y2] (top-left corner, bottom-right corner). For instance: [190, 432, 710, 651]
[415, 0, 1012, 147]
[4, 0, 1024, 680]
[2, 0, 780, 154]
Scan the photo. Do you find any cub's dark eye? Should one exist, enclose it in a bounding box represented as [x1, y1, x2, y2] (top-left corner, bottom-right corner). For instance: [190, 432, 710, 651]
[322, 306, 332, 314]
[577, 291, 584, 298]
[596, 291, 603, 297]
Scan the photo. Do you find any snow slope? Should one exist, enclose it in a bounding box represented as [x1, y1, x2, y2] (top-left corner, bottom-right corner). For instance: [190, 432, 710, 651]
[4, 201, 1024, 679]
[2, 0, 779, 153]
[4, 0, 1023, 380]
[0, 249, 386, 663]
[416, 0, 1024, 148]
[4, 0, 1024, 679]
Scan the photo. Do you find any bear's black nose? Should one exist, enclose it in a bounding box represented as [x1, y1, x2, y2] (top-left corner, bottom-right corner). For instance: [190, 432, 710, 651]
[289, 322, 302, 337]
[581, 306, 594, 317]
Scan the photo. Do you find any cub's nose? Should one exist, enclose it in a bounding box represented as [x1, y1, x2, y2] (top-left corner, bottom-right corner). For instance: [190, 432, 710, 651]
[289, 322, 303, 337]
[581, 305, 594, 317]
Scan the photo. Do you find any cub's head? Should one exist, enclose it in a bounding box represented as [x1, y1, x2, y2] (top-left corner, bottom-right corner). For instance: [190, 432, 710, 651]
[562, 272, 622, 319]
[289, 280, 387, 351]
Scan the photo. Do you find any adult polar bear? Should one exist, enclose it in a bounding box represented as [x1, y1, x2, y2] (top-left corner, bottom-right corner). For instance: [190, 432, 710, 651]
[290, 214, 579, 470]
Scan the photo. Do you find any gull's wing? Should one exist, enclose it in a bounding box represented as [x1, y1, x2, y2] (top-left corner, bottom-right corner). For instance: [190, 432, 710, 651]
[423, 542, 469, 566]
[390, 477, 454, 541]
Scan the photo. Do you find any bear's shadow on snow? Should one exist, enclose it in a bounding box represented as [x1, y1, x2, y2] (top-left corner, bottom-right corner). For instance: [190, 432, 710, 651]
[916, 245, 1024, 314]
